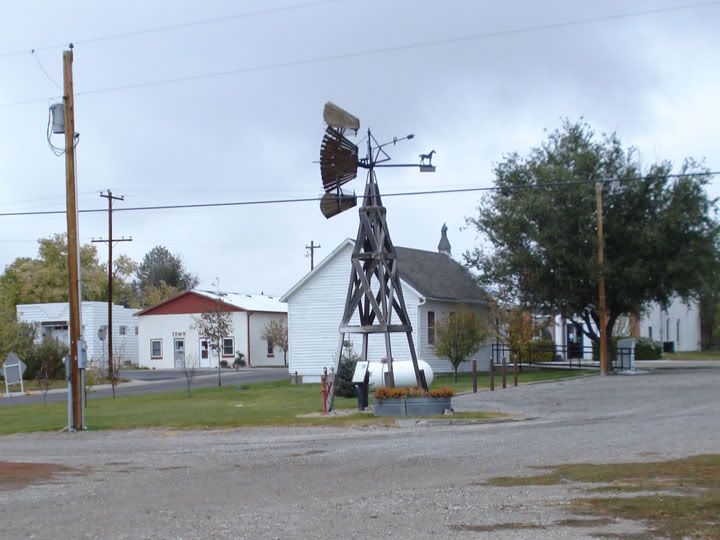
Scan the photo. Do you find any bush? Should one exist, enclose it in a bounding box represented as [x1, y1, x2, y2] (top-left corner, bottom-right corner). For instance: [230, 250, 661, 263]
[528, 338, 555, 362]
[24, 338, 68, 380]
[592, 336, 662, 361]
[219, 360, 229, 369]
[633, 337, 662, 360]
[334, 341, 359, 398]
[335, 355, 357, 398]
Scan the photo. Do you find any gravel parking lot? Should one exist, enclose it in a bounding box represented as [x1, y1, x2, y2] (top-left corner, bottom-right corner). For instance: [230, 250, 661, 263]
[1, 365, 718, 539]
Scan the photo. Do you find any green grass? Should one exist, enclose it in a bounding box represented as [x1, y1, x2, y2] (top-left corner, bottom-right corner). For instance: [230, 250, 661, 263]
[434, 367, 593, 393]
[0, 368, 587, 435]
[0, 380, 506, 434]
[662, 350, 720, 361]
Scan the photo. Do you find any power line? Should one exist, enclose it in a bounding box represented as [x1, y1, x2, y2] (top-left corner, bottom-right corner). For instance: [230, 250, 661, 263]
[0, 0, 347, 59]
[2, 1, 719, 109]
[0, 171, 715, 218]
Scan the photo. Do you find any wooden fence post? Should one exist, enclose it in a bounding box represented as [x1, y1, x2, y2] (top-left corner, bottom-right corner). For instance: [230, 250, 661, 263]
[472, 360, 477, 393]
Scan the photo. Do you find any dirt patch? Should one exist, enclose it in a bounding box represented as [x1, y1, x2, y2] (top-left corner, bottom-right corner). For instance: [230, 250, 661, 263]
[0, 461, 81, 490]
[485, 454, 720, 539]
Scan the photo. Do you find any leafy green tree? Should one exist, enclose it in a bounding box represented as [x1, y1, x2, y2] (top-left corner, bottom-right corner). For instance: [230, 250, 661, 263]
[137, 246, 198, 306]
[433, 306, 488, 382]
[335, 340, 359, 398]
[0, 313, 36, 366]
[466, 120, 720, 367]
[0, 234, 139, 314]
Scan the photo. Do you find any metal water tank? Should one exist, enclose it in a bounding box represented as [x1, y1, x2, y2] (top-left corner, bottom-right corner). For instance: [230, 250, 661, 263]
[367, 360, 434, 388]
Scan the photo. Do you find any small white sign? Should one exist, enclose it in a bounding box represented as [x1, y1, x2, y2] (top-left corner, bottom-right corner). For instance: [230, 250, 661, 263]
[352, 361, 369, 384]
[3, 352, 27, 395]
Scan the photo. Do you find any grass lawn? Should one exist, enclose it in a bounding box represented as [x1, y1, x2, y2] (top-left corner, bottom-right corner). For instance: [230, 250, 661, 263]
[0, 368, 588, 435]
[434, 367, 593, 393]
[662, 350, 720, 361]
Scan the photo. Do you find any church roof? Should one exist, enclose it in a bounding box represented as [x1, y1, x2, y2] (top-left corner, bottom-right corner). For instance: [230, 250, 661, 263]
[395, 247, 487, 304]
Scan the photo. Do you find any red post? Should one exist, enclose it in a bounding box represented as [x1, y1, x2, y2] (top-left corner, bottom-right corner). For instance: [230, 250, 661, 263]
[321, 367, 328, 416]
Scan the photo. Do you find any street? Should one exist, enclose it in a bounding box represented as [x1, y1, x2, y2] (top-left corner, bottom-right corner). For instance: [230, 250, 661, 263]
[0, 364, 718, 538]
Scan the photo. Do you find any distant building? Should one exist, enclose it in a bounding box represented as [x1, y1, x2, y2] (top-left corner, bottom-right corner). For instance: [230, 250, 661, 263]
[281, 227, 490, 382]
[552, 296, 702, 357]
[16, 302, 139, 366]
[135, 290, 287, 369]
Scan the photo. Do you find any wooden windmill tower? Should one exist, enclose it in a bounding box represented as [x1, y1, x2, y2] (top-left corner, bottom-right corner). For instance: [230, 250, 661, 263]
[319, 102, 436, 410]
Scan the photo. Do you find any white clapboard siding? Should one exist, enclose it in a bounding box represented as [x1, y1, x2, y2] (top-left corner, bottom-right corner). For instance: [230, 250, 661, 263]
[284, 241, 492, 380]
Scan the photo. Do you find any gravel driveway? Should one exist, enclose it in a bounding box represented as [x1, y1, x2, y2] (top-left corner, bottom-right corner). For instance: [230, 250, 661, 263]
[1, 365, 718, 539]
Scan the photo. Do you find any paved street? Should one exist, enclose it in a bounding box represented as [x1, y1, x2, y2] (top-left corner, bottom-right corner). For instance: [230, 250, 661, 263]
[0, 368, 288, 407]
[1, 364, 718, 539]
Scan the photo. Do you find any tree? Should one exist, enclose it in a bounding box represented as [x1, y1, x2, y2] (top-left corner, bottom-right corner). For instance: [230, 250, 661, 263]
[487, 296, 550, 362]
[335, 340, 359, 398]
[0, 234, 139, 315]
[466, 120, 720, 368]
[193, 285, 232, 387]
[178, 353, 198, 398]
[261, 318, 288, 366]
[433, 306, 488, 381]
[136, 246, 198, 306]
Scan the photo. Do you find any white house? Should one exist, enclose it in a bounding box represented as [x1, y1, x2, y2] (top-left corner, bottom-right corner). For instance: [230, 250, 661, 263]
[16, 301, 139, 366]
[280, 230, 490, 383]
[135, 290, 287, 369]
[553, 296, 702, 357]
[638, 297, 701, 352]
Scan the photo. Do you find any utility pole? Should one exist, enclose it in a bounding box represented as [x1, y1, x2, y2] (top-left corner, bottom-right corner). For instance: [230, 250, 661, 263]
[595, 179, 609, 375]
[305, 240, 321, 270]
[92, 190, 132, 397]
[63, 46, 83, 430]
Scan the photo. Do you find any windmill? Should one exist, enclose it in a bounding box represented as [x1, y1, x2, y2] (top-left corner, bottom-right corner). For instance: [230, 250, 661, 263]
[319, 102, 436, 410]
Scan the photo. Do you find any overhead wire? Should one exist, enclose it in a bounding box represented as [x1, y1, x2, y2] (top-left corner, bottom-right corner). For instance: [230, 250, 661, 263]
[0, 171, 715, 218]
[2, 0, 720, 108]
[0, 0, 347, 59]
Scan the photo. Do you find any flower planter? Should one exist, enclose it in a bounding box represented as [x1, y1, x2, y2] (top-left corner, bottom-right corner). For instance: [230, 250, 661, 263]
[373, 396, 452, 417]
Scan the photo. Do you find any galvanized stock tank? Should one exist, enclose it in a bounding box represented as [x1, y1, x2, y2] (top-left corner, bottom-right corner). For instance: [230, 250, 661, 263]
[367, 360, 434, 388]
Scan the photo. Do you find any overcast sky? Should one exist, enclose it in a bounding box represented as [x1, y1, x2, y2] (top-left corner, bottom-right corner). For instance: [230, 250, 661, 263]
[1, 0, 719, 297]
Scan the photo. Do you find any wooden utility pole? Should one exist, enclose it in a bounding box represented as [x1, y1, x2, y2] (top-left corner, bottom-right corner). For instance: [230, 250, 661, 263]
[305, 241, 321, 270]
[596, 180, 609, 375]
[63, 47, 83, 430]
[92, 190, 131, 397]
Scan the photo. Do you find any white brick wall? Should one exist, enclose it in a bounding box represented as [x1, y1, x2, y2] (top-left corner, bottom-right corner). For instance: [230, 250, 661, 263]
[16, 302, 139, 366]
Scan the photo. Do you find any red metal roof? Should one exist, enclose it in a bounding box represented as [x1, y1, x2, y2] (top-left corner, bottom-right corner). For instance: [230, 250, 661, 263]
[135, 290, 243, 317]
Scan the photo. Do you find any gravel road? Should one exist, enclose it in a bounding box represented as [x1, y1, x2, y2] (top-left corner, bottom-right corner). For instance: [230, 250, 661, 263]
[1, 365, 718, 539]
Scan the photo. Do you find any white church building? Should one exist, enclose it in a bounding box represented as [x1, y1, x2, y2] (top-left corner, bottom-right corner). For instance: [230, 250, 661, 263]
[280, 228, 491, 382]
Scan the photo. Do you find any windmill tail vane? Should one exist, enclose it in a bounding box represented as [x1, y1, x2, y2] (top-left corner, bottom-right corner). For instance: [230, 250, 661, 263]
[317, 101, 436, 411]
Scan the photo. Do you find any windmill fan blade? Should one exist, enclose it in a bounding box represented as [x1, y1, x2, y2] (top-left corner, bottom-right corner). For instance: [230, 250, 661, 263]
[320, 191, 357, 219]
[320, 127, 358, 192]
[323, 102, 360, 131]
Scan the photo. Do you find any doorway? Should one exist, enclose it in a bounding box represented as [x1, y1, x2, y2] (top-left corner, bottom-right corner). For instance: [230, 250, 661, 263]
[199, 339, 210, 368]
[173, 338, 185, 369]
